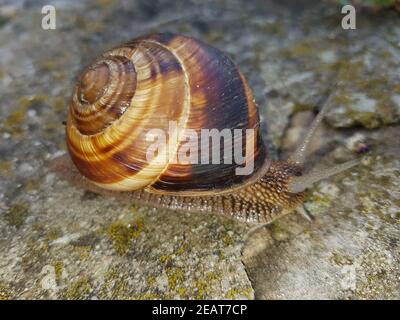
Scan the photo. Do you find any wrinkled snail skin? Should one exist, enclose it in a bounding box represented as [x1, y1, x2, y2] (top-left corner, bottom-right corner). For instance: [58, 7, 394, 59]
[51, 156, 305, 224]
[55, 33, 357, 224]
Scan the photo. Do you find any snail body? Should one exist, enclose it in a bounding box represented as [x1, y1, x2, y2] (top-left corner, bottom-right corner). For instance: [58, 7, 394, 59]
[53, 33, 359, 224]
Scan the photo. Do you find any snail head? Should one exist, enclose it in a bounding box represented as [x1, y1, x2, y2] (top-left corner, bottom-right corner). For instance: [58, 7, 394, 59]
[284, 92, 362, 195]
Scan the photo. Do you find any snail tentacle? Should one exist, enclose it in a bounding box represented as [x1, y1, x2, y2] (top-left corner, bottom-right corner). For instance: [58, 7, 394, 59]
[287, 158, 360, 194]
[287, 83, 363, 194]
[289, 91, 335, 166]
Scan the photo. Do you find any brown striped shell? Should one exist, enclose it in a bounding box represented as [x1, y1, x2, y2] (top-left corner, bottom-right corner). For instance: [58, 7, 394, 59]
[66, 33, 266, 194]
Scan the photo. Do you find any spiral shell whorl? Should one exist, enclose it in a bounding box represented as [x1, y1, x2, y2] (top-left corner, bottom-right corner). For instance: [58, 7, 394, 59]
[77, 62, 109, 105]
[66, 34, 265, 193]
[71, 56, 137, 135]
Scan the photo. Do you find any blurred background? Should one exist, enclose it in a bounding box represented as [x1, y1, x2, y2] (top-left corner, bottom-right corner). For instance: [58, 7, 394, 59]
[0, 0, 399, 300]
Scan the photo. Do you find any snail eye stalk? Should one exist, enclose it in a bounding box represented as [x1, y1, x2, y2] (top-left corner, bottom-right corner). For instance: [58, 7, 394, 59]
[289, 92, 334, 166]
[287, 85, 362, 193]
[287, 158, 360, 193]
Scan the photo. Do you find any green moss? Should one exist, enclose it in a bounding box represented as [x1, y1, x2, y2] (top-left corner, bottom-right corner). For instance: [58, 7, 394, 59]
[130, 218, 145, 239]
[159, 255, 172, 265]
[1, 95, 48, 137]
[106, 218, 144, 255]
[334, 94, 353, 106]
[133, 292, 167, 300]
[21, 240, 50, 275]
[288, 41, 314, 56]
[75, 246, 91, 260]
[225, 287, 253, 299]
[334, 59, 364, 82]
[270, 222, 290, 242]
[24, 178, 41, 192]
[292, 103, 315, 113]
[98, 267, 130, 299]
[350, 110, 381, 129]
[64, 276, 91, 300]
[163, 266, 219, 298]
[38, 60, 58, 72]
[205, 272, 219, 282]
[32, 222, 44, 233]
[4, 204, 29, 229]
[107, 223, 132, 255]
[356, 77, 389, 100]
[175, 287, 188, 298]
[0, 282, 11, 300]
[217, 250, 225, 261]
[393, 85, 400, 94]
[53, 261, 64, 281]
[380, 102, 399, 126]
[146, 275, 156, 286]
[193, 272, 220, 299]
[0, 161, 13, 176]
[194, 278, 209, 299]
[2, 109, 26, 136]
[175, 242, 189, 255]
[166, 267, 185, 291]
[4, 109, 26, 127]
[307, 190, 333, 210]
[45, 228, 62, 242]
[220, 234, 234, 246]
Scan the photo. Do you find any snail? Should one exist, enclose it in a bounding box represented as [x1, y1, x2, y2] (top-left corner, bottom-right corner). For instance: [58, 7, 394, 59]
[51, 33, 360, 224]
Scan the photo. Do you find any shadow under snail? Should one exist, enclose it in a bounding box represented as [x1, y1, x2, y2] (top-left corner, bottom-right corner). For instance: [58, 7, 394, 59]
[51, 33, 361, 224]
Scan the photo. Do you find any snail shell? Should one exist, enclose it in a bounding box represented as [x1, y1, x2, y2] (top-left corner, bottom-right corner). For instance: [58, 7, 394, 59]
[67, 33, 267, 194]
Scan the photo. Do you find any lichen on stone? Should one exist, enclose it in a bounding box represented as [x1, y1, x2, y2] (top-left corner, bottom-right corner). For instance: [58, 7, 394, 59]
[64, 276, 92, 300]
[106, 218, 144, 255]
[0, 281, 12, 300]
[166, 267, 185, 291]
[53, 261, 64, 282]
[4, 203, 29, 229]
[225, 287, 253, 299]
